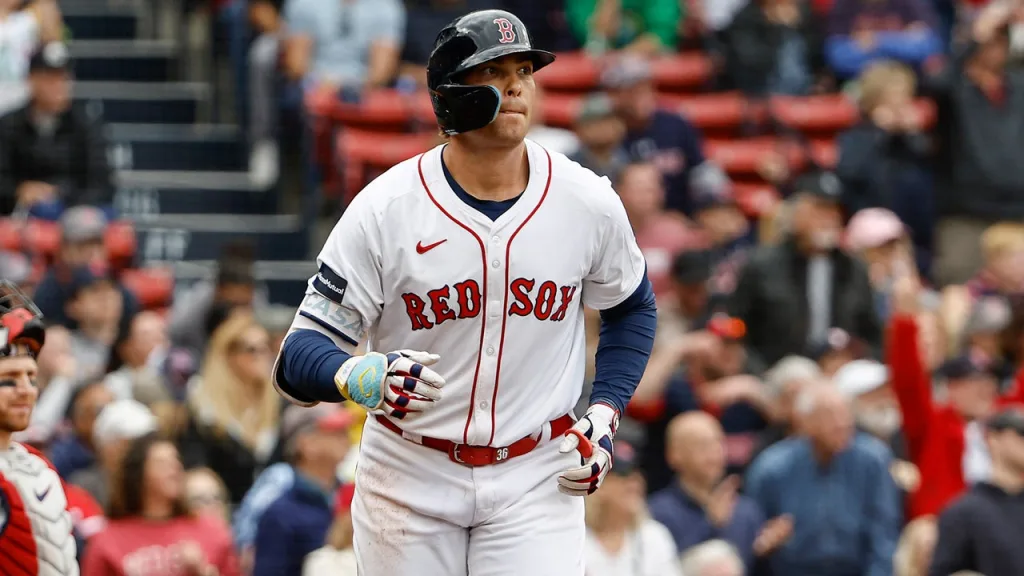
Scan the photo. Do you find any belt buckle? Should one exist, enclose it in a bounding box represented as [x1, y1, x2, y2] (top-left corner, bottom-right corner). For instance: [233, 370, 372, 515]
[449, 444, 498, 467]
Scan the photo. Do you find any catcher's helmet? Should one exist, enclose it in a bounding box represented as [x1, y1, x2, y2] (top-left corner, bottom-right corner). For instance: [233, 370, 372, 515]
[427, 10, 555, 135]
[0, 281, 45, 359]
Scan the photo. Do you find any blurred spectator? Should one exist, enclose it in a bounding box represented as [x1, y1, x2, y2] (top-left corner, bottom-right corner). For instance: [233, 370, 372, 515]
[71, 399, 157, 511]
[82, 433, 239, 576]
[302, 483, 358, 575]
[669, 249, 716, 325]
[751, 355, 822, 459]
[617, 161, 698, 298]
[649, 412, 784, 573]
[65, 263, 124, 383]
[47, 379, 114, 479]
[0, 0, 62, 116]
[886, 270, 1022, 518]
[584, 440, 681, 576]
[844, 207, 918, 319]
[603, 55, 715, 216]
[566, 0, 681, 55]
[252, 404, 353, 576]
[724, 0, 826, 96]
[834, 359, 907, 457]
[745, 385, 901, 576]
[33, 206, 140, 329]
[964, 223, 1024, 301]
[180, 313, 279, 505]
[928, 1, 1024, 286]
[678, 539, 746, 576]
[825, 0, 943, 79]
[809, 327, 869, 376]
[729, 171, 881, 373]
[929, 406, 1024, 576]
[280, 0, 404, 91]
[568, 92, 630, 180]
[169, 240, 263, 355]
[0, 42, 114, 218]
[104, 310, 171, 401]
[894, 515, 938, 576]
[0, 250, 35, 294]
[185, 467, 231, 526]
[689, 166, 752, 295]
[958, 295, 1012, 361]
[527, 84, 580, 155]
[246, 0, 286, 186]
[838, 62, 934, 273]
[398, 0, 494, 88]
[232, 461, 296, 573]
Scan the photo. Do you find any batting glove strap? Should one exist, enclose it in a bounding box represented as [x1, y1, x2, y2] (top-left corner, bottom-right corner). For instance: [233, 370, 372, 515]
[557, 404, 620, 497]
[335, 350, 446, 417]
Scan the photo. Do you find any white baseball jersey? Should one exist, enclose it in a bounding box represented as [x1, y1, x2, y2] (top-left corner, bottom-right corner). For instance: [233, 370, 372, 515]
[275, 139, 646, 446]
[0, 442, 78, 576]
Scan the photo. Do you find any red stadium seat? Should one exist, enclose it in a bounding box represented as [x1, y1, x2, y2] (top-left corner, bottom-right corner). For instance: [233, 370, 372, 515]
[541, 92, 584, 128]
[769, 94, 858, 133]
[121, 267, 174, 309]
[22, 220, 60, 259]
[732, 183, 781, 219]
[706, 138, 795, 178]
[104, 220, 136, 266]
[661, 92, 747, 132]
[810, 139, 838, 168]
[337, 130, 439, 201]
[652, 53, 713, 92]
[0, 219, 20, 251]
[536, 52, 600, 92]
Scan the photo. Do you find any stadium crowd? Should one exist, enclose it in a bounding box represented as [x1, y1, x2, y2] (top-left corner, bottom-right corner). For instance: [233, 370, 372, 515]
[4, 0, 1024, 574]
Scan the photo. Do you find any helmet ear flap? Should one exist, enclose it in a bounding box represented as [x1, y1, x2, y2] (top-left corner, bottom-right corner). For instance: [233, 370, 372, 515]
[433, 84, 501, 135]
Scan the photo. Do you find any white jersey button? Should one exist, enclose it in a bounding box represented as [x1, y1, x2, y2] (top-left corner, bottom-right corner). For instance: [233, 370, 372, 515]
[479, 400, 489, 410]
[491, 259, 500, 268]
[486, 346, 495, 355]
[491, 235, 501, 242]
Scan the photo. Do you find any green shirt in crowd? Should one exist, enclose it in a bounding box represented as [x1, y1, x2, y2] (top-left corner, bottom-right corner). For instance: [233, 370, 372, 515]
[565, 0, 682, 52]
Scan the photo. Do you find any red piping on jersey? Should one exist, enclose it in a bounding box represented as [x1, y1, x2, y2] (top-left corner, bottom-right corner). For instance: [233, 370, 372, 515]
[489, 149, 553, 446]
[417, 153, 489, 445]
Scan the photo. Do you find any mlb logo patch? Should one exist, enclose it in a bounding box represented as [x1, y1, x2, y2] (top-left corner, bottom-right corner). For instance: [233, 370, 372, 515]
[313, 264, 349, 305]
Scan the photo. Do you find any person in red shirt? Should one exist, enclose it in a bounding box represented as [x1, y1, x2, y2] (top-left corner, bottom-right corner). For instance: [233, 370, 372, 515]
[887, 269, 1024, 519]
[82, 433, 239, 576]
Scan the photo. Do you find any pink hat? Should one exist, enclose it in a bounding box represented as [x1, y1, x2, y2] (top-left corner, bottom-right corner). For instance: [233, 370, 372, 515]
[844, 208, 906, 252]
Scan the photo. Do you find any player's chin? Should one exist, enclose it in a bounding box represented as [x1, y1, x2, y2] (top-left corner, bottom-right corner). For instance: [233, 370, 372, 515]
[2, 410, 32, 432]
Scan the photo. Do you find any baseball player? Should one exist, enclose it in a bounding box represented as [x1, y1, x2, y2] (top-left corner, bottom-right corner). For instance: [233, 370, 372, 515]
[0, 281, 79, 576]
[272, 9, 657, 575]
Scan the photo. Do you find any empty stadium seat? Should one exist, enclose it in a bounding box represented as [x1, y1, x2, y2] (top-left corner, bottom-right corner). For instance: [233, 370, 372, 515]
[662, 92, 747, 132]
[337, 130, 439, 200]
[21, 220, 60, 259]
[120, 267, 174, 309]
[652, 53, 713, 92]
[811, 139, 838, 168]
[541, 93, 584, 128]
[706, 138, 806, 178]
[0, 219, 19, 252]
[105, 221, 137, 266]
[536, 52, 600, 92]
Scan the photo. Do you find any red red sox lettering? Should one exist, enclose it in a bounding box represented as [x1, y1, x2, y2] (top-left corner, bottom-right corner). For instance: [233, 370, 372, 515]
[402, 279, 578, 330]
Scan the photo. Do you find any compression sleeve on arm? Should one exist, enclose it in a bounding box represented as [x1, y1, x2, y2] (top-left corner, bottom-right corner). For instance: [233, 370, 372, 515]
[279, 329, 351, 403]
[589, 272, 658, 414]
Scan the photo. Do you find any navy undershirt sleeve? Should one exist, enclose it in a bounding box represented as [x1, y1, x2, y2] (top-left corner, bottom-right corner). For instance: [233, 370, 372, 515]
[279, 329, 351, 403]
[589, 271, 658, 414]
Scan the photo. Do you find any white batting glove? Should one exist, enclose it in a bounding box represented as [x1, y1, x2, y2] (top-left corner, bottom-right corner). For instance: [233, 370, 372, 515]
[558, 403, 620, 497]
[335, 350, 446, 419]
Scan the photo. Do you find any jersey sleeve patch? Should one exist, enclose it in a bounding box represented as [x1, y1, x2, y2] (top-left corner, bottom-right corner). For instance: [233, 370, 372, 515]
[298, 292, 363, 345]
[312, 263, 349, 305]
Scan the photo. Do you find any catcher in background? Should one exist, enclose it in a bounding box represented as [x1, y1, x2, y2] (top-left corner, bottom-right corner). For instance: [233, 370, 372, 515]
[0, 279, 79, 575]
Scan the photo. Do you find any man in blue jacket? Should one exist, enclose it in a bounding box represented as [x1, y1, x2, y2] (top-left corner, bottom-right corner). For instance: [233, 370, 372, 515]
[252, 403, 353, 576]
[825, 0, 943, 79]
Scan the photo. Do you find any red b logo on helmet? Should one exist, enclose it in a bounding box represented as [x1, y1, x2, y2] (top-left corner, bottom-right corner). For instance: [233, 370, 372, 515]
[494, 18, 516, 44]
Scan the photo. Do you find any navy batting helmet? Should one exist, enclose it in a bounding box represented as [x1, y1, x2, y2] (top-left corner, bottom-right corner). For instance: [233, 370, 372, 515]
[427, 10, 555, 135]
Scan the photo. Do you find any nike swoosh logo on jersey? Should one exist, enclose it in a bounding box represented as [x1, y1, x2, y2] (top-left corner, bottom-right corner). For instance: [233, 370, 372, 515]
[416, 239, 447, 254]
[35, 485, 50, 501]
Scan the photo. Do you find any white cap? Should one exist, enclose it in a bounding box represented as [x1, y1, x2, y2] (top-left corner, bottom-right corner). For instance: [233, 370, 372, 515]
[92, 399, 157, 447]
[833, 359, 889, 398]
